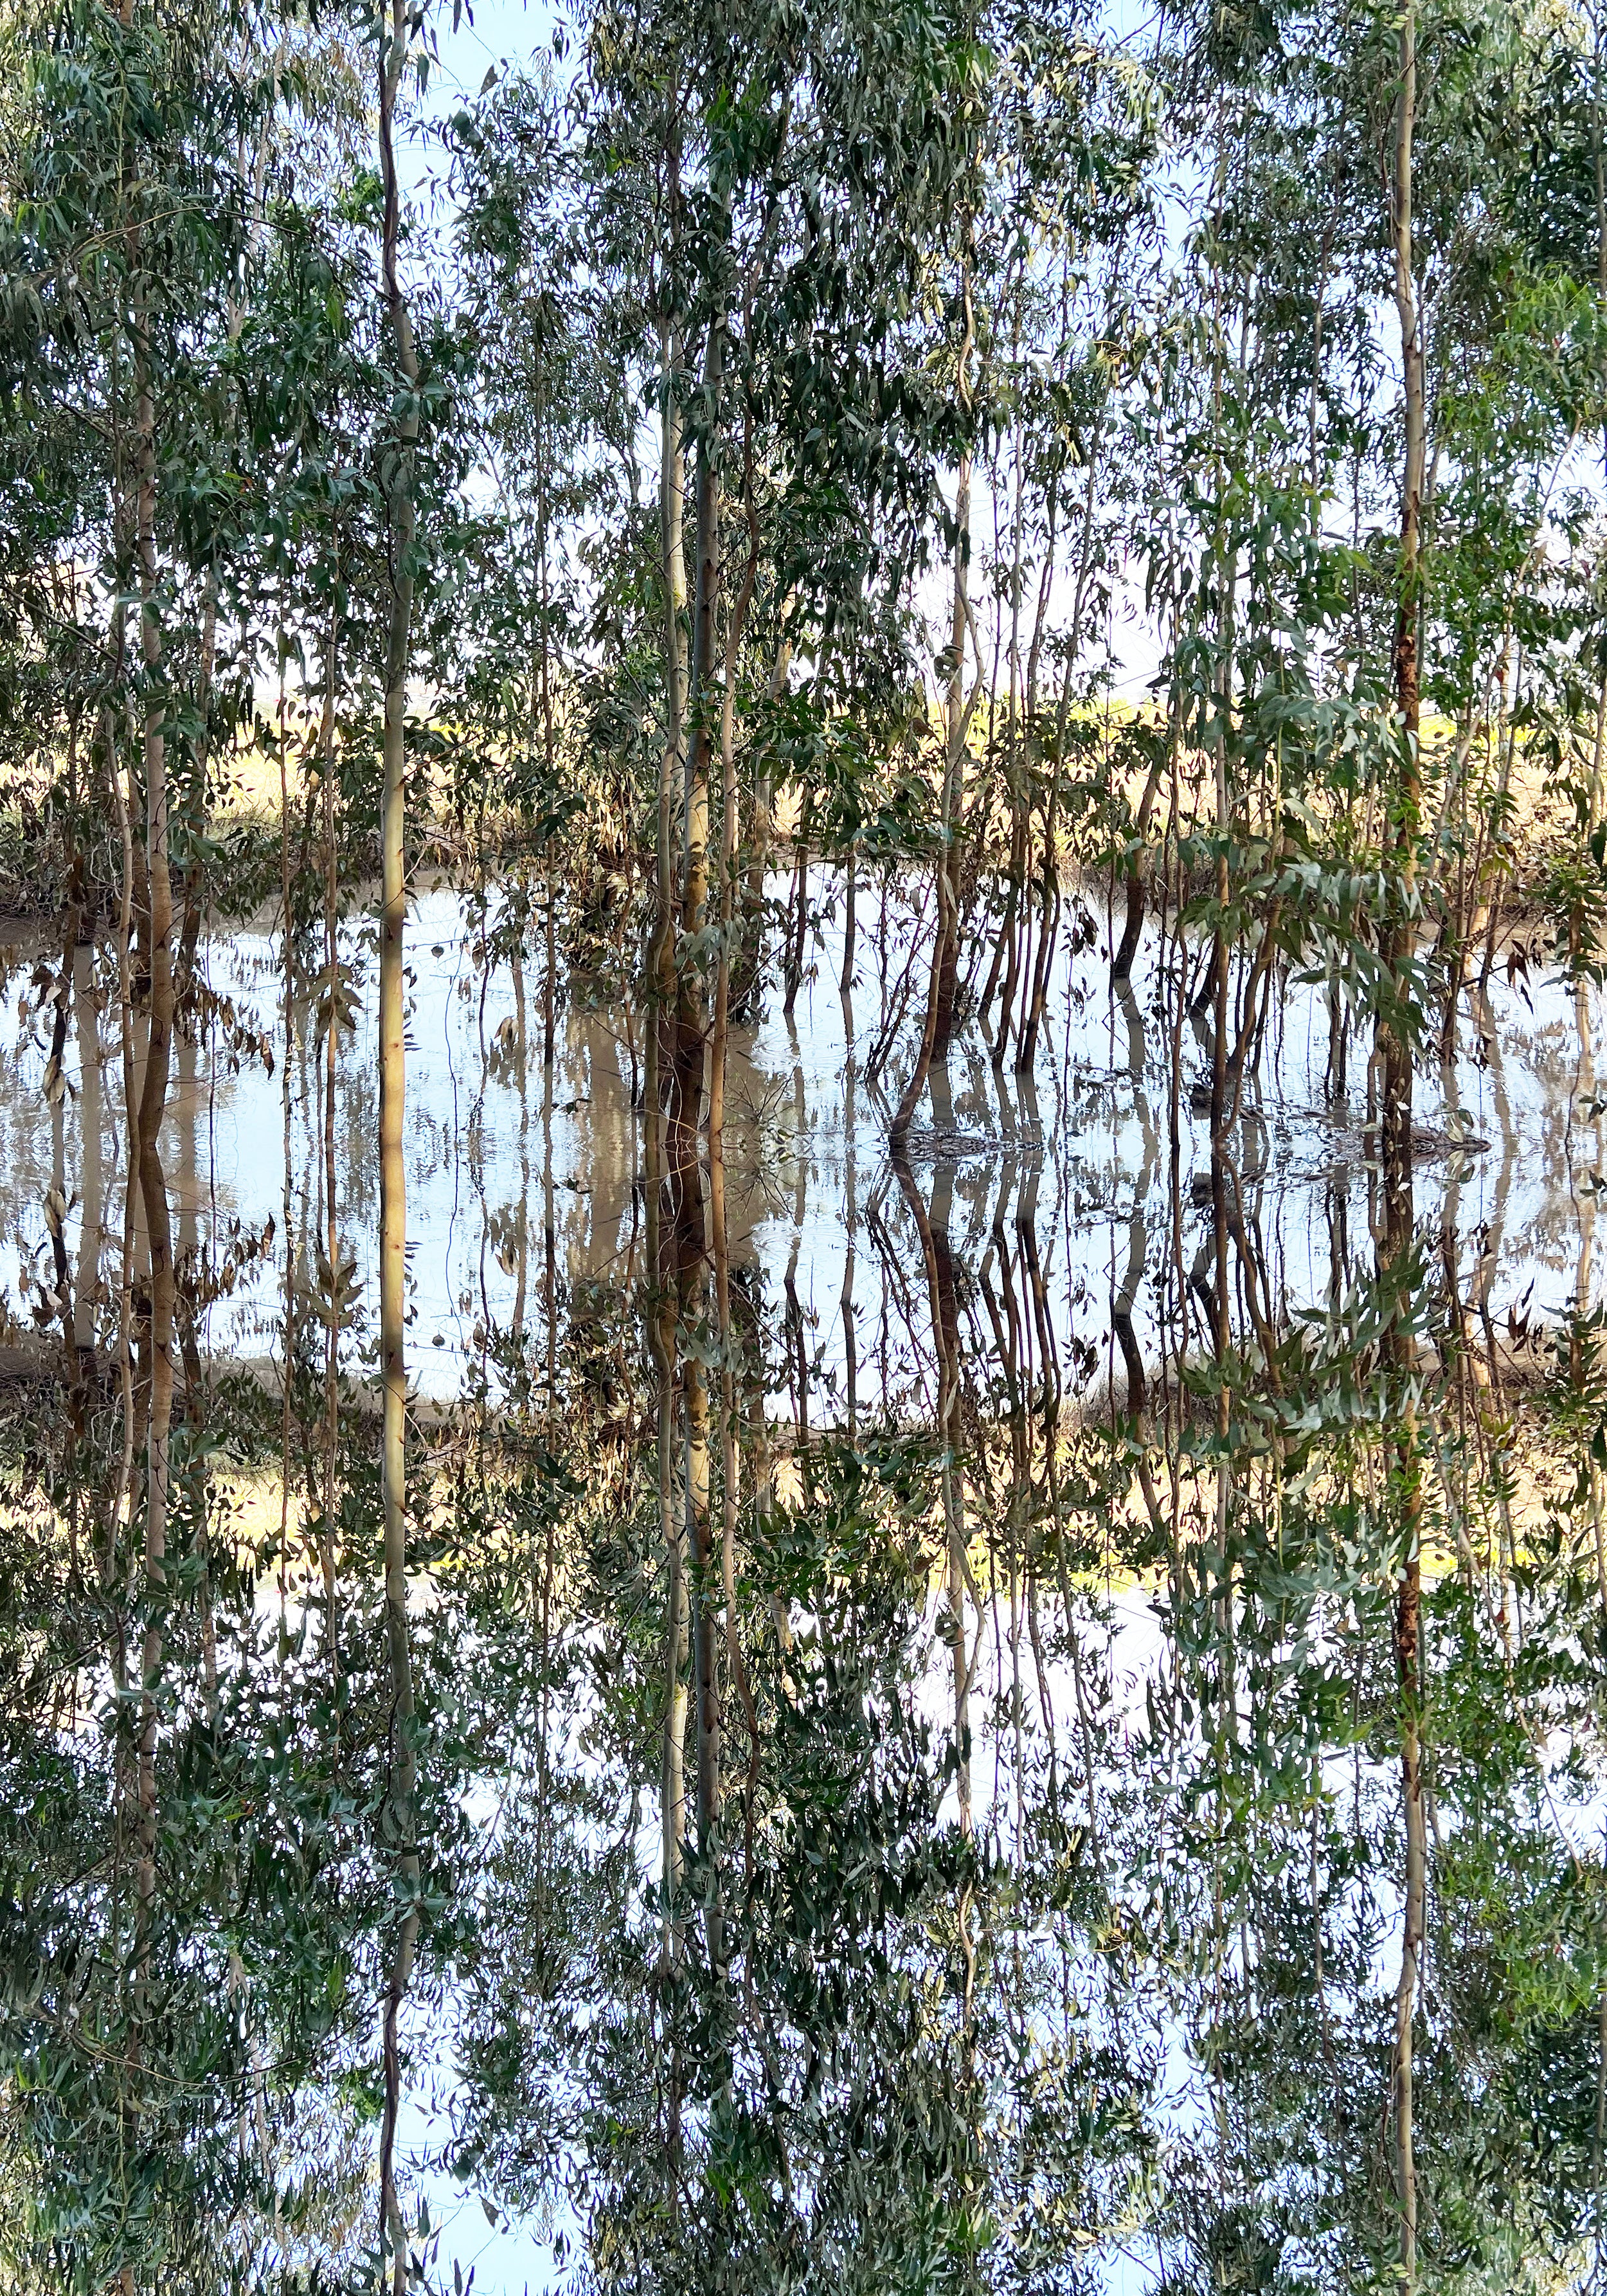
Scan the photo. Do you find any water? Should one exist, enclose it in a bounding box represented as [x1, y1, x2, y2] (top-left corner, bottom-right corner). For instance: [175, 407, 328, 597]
[1, 877, 1586, 1398]
[0, 874, 1604, 2293]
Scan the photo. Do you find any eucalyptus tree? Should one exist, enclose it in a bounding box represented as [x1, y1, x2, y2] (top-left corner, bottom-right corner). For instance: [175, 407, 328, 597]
[447, 61, 614, 1067]
[0, 18, 333, 2291]
[467, 0, 990, 2021]
[5, 10, 233, 2024]
[570, 0, 967, 1155]
[1142, 12, 1603, 2269]
[0, 5, 478, 2286]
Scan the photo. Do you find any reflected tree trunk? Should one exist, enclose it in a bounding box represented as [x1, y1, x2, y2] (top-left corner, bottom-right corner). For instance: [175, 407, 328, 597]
[645, 999, 688, 1984]
[73, 938, 102, 1391]
[681, 1225, 719, 1949]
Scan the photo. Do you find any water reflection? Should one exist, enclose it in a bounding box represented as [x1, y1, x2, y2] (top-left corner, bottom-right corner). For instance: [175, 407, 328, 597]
[0, 880, 1604, 2291]
[0, 874, 1584, 1406]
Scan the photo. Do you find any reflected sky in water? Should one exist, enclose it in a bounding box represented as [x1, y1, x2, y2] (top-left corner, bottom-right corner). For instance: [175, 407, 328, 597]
[0, 873, 1594, 1404]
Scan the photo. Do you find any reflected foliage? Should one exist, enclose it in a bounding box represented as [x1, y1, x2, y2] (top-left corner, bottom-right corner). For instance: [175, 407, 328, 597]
[1, 899, 1606, 2294]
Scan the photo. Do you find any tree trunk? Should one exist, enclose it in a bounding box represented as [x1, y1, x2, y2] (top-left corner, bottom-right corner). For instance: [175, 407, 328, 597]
[710, 430, 759, 1157]
[674, 345, 721, 1877]
[648, 314, 688, 1173]
[1384, 0, 1425, 1181]
[892, 438, 973, 1145]
[670, 316, 722, 1175]
[1111, 752, 1164, 986]
[319, 597, 341, 1676]
[376, 8, 422, 2284]
[931, 441, 971, 1060]
[733, 620, 793, 1016]
[1385, 14, 1426, 2282]
[130, 273, 174, 1996]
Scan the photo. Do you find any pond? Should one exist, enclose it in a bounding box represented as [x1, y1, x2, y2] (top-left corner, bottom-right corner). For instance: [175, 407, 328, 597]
[1, 876, 1603, 2293]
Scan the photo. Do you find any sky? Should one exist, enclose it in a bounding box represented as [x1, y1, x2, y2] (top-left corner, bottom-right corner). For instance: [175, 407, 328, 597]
[419, 0, 561, 127]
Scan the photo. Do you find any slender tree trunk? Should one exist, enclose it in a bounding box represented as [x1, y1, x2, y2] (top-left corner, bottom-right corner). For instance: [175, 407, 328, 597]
[1111, 753, 1164, 986]
[653, 1261, 687, 1964]
[677, 343, 723, 1874]
[685, 1303, 719, 1960]
[733, 620, 793, 1015]
[1385, 0, 1425, 1180]
[175, 565, 217, 1003]
[709, 426, 757, 1153]
[376, 10, 422, 2282]
[539, 450, 559, 1069]
[1385, 15, 1427, 2282]
[106, 694, 138, 1555]
[782, 788, 811, 1015]
[646, 282, 690, 2057]
[649, 313, 688, 1171]
[893, 433, 973, 1145]
[671, 319, 725, 1903]
[670, 316, 722, 1173]
[709, 447, 761, 1877]
[109, 33, 165, 2286]
[1023, 433, 1104, 1062]
[73, 937, 102, 1382]
[932, 436, 972, 1060]
[130, 267, 174, 1998]
[892, 1146, 969, 1807]
[643, 921, 686, 1978]
[319, 595, 342, 1676]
